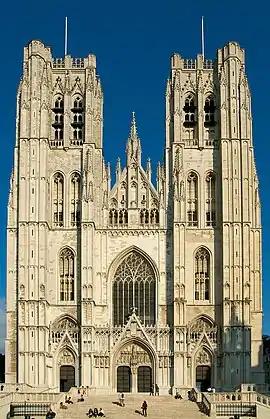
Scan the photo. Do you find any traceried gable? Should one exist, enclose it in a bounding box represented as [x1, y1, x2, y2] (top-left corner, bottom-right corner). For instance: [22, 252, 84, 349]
[107, 113, 160, 227]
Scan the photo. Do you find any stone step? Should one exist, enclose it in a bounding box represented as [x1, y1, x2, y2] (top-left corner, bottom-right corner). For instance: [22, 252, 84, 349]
[55, 394, 206, 418]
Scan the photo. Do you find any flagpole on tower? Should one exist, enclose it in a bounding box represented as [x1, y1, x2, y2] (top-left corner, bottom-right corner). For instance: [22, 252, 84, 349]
[201, 16, 205, 61]
[65, 16, 68, 56]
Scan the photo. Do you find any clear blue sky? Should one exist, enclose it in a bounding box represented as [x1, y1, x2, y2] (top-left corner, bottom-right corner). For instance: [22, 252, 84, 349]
[0, 0, 269, 339]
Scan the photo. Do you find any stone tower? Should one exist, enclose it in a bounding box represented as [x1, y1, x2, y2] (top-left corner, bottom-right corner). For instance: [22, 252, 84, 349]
[5, 40, 264, 393]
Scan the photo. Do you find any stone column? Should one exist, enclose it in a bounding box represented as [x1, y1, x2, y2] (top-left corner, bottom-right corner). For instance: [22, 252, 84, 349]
[131, 366, 138, 393]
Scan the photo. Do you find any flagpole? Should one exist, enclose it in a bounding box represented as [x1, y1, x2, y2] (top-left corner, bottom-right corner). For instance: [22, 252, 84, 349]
[65, 16, 68, 56]
[201, 16, 205, 61]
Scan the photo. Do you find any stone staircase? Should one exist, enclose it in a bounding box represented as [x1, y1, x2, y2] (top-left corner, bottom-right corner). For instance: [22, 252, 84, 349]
[55, 394, 206, 418]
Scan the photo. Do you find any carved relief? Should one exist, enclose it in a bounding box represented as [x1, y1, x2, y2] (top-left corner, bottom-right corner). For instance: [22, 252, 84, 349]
[58, 349, 75, 366]
[115, 343, 151, 367]
[196, 348, 211, 365]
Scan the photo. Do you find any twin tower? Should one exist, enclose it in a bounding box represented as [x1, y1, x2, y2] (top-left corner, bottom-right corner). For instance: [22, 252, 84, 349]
[5, 40, 264, 393]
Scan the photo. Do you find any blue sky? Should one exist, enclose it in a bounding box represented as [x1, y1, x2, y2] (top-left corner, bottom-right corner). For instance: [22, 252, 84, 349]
[0, 0, 269, 351]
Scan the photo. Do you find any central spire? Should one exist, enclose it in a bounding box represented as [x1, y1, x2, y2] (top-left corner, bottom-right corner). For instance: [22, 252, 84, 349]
[130, 111, 137, 139]
[126, 112, 141, 166]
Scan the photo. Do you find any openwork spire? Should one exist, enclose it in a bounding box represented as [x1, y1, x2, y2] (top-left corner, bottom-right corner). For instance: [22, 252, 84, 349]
[126, 111, 141, 166]
[130, 111, 137, 139]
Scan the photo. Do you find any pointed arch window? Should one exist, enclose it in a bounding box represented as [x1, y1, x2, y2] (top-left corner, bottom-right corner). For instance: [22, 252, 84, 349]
[194, 248, 210, 301]
[71, 96, 84, 145]
[53, 173, 64, 227]
[70, 173, 81, 226]
[183, 94, 196, 127]
[204, 96, 216, 127]
[59, 248, 75, 301]
[52, 96, 64, 143]
[187, 172, 198, 227]
[113, 252, 156, 326]
[205, 172, 216, 227]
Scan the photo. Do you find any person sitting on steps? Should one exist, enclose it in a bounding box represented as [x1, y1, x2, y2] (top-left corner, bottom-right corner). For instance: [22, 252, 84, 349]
[78, 394, 84, 402]
[99, 407, 105, 417]
[93, 407, 99, 417]
[87, 408, 94, 417]
[59, 402, 67, 410]
[66, 396, 73, 404]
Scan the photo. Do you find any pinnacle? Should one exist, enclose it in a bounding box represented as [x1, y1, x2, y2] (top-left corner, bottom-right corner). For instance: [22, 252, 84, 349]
[130, 111, 138, 139]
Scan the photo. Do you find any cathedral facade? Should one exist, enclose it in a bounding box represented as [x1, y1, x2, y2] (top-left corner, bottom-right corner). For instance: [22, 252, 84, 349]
[5, 40, 264, 394]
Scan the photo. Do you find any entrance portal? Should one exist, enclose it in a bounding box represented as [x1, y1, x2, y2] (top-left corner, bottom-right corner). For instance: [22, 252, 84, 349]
[60, 365, 75, 392]
[137, 366, 152, 393]
[196, 365, 211, 392]
[117, 366, 131, 393]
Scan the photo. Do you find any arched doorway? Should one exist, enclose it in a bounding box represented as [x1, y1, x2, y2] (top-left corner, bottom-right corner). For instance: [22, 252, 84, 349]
[113, 340, 155, 393]
[60, 365, 75, 392]
[138, 366, 152, 393]
[196, 366, 211, 392]
[117, 366, 131, 392]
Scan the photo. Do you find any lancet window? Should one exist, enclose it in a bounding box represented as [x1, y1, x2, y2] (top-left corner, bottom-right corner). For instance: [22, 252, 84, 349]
[59, 248, 75, 302]
[183, 94, 196, 127]
[205, 172, 216, 227]
[113, 252, 156, 326]
[204, 96, 216, 126]
[53, 173, 64, 227]
[52, 96, 64, 142]
[70, 173, 81, 226]
[194, 248, 210, 301]
[71, 96, 84, 145]
[187, 172, 198, 227]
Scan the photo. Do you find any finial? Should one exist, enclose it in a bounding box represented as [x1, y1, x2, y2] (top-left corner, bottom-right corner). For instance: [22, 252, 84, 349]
[130, 111, 137, 138]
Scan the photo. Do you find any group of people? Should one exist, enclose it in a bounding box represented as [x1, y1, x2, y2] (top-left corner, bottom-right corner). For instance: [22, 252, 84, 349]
[87, 407, 106, 417]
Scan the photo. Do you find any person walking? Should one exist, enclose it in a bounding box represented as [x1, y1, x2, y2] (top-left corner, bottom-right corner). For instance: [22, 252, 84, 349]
[141, 400, 148, 417]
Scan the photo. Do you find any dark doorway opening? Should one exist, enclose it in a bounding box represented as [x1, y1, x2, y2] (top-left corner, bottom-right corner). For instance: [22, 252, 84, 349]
[196, 365, 211, 392]
[60, 365, 75, 392]
[117, 366, 131, 393]
[137, 366, 152, 393]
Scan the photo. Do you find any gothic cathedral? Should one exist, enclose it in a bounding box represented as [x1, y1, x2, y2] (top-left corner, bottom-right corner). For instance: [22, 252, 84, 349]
[5, 40, 265, 394]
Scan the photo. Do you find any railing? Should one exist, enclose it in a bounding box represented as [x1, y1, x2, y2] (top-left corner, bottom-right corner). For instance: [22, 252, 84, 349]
[203, 60, 215, 69]
[50, 140, 63, 148]
[201, 393, 211, 416]
[185, 139, 198, 146]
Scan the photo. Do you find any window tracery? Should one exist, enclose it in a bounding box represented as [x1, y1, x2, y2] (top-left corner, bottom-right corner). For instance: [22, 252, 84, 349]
[70, 173, 81, 226]
[204, 96, 216, 126]
[52, 95, 64, 143]
[194, 248, 210, 301]
[183, 94, 196, 127]
[71, 96, 84, 145]
[51, 317, 79, 344]
[187, 172, 198, 227]
[113, 252, 156, 326]
[53, 173, 64, 227]
[189, 317, 217, 344]
[59, 248, 75, 302]
[205, 172, 216, 227]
